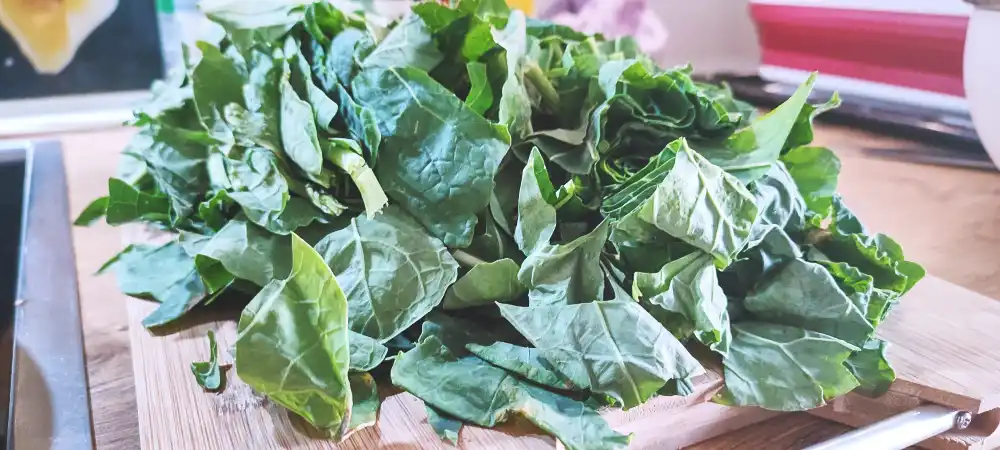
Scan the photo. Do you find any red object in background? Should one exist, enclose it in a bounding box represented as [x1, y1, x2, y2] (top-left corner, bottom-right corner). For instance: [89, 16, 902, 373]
[750, 4, 968, 97]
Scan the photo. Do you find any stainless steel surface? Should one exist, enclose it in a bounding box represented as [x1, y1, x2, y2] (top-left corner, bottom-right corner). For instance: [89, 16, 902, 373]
[966, 0, 1000, 11]
[803, 405, 970, 450]
[863, 147, 998, 172]
[5, 141, 94, 449]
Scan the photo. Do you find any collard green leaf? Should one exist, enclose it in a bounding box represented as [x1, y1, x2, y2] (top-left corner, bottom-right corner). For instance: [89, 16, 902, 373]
[515, 148, 557, 255]
[236, 233, 352, 435]
[466, 341, 571, 390]
[362, 14, 444, 72]
[465, 61, 494, 115]
[287, 37, 340, 130]
[629, 139, 758, 268]
[348, 372, 380, 433]
[499, 301, 703, 409]
[745, 259, 874, 346]
[493, 11, 534, 140]
[192, 41, 247, 128]
[115, 241, 208, 328]
[633, 252, 731, 355]
[140, 125, 213, 223]
[191, 220, 291, 287]
[190, 330, 223, 391]
[314, 206, 459, 342]
[279, 65, 325, 179]
[845, 339, 895, 398]
[74, 196, 109, 226]
[720, 322, 859, 411]
[746, 162, 807, 246]
[784, 92, 842, 151]
[781, 146, 841, 220]
[814, 232, 923, 296]
[518, 221, 609, 306]
[352, 66, 511, 247]
[697, 74, 816, 184]
[426, 405, 463, 445]
[104, 178, 171, 225]
[334, 83, 382, 165]
[349, 331, 389, 372]
[442, 258, 525, 310]
[391, 334, 631, 450]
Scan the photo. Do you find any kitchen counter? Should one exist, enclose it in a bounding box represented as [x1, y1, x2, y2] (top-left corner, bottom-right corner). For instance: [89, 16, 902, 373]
[61, 125, 1000, 449]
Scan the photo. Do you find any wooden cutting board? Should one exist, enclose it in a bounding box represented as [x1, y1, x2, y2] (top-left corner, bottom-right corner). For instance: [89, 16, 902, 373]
[122, 221, 1000, 449]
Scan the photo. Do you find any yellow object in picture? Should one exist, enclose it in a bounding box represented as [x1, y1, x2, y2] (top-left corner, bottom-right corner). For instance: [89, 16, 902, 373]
[506, 0, 534, 15]
[0, 0, 118, 74]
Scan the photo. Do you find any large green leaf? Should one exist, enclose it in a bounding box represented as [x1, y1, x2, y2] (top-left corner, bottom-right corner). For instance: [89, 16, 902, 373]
[115, 242, 208, 328]
[514, 148, 558, 254]
[466, 341, 571, 390]
[313, 206, 459, 342]
[745, 259, 874, 347]
[236, 233, 352, 435]
[720, 322, 859, 411]
[352, 66, 511, 247]
[499, 301, 703, 408]
[781, 146, 841, 220]
[361, 14, 444, 72]
[279, 64, 325, 179]
[186, 220, 291, 288]
[191, 42, 246, 128]
[845, 339, 895, 398]
[698, 74, 817, 184]
[633, 251, 731, 354]
[442, 258, 524, 309]
[391, 334, 631, 450]
[628, 138, 758, 268]
[518, 221, 609, 306]
[104, 178, 171, 225]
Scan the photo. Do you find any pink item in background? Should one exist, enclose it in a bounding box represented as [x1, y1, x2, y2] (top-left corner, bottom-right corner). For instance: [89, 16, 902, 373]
[541, 0, 668, 54]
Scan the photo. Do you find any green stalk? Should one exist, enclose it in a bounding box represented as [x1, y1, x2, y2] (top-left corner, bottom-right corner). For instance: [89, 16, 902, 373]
[451, 249, 488, 268]
[323, 139, 388, 218]
[524, 62, 560, 112]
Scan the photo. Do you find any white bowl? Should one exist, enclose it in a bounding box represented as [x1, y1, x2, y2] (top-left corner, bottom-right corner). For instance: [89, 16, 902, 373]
[965, 3, 1000, 167]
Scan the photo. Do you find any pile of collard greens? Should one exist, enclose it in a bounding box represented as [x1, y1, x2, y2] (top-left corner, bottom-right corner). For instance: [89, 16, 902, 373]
[75, 0, 925, 447]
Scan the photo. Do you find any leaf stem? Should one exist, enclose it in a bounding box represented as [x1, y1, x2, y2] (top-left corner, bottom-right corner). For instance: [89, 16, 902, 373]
[323, 139, 388, 218]
[451, 249, 488, 268]
[524, 62, 560, 112]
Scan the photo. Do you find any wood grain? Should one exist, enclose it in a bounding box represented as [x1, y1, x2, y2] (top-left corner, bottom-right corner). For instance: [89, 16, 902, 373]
[60, 123, 1000, 449]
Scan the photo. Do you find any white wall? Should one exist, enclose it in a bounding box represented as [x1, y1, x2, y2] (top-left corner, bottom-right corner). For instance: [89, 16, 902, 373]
[649, 0, 761, 75]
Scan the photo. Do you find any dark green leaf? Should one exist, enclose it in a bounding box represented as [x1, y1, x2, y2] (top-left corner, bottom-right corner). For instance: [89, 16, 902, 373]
[114, 242, 207, 328]
[74, 196, 109, 226]
[465, 61, 494, 115]
[720, 322, 859, 411]
[190, 330, 223, 391]
[781, 146, 841, 220]
[443, 258, 524, 309]
[745, 259, 874, 346]
[104, 179, 171, 225]
[633, 251, 731, 354]
[625, 138, 758, 268]
[314, 206, 459, 341]
[698, 74, 817, 183]
[518, 221, 609, 306]
[391, 334, 631, 450]
[466, 341, 571, 390]
[514, 148, 557, 254]
[845, 339, 895, 398]
[352, 66, 511, 247]
[349, 331, 389, 372]
[426, 405, 463, 445]
[362, 14, 443, 72]
[499, 301, 703, 408]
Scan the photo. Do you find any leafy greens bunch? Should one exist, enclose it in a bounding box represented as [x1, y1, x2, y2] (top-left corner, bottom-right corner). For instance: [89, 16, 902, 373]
[76, 0, 925, 447]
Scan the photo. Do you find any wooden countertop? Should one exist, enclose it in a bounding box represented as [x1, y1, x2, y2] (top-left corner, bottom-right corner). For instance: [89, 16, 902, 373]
[60, 125, 1000, 449]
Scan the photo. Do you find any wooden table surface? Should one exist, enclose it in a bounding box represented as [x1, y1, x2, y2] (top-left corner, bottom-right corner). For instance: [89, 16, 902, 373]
[59, 124, 1000, 449]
